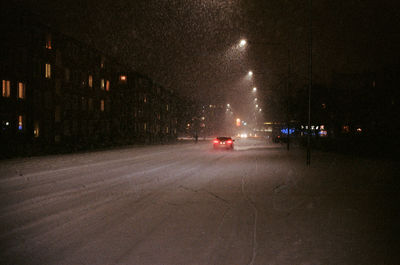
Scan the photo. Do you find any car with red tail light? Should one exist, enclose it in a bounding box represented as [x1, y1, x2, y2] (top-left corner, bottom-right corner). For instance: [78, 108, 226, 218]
[213, 137, 234, 150]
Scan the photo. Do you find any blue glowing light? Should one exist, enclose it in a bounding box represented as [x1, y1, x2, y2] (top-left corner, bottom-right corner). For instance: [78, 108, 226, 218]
[281, 128, 295, 135]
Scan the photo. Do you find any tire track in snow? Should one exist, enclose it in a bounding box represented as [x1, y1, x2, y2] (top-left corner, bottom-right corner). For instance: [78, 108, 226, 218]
[0, 152, 204, 241]
[0, 146, 201, 216]
[1, 157, 205, 259]
[242, 174, 258, 265]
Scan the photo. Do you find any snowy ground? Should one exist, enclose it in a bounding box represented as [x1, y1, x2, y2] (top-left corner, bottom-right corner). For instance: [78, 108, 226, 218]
[0, 138, 399, 264]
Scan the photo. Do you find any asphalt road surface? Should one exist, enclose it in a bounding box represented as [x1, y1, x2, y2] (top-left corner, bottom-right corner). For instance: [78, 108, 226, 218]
[0, 139, 398, 264]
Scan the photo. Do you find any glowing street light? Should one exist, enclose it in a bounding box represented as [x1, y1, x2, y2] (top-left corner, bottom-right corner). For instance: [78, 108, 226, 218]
[248, 71, 253, 77]
[239, 39, 247, 47]
[254, 98, 257, 101]
[252, 87, 257, 92]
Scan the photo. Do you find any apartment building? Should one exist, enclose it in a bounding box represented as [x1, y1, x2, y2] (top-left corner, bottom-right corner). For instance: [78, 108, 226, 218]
[0, 11, 177, 157]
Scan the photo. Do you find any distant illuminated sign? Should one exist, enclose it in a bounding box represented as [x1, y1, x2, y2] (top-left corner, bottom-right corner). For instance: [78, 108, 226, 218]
[236, 118, 241, 126]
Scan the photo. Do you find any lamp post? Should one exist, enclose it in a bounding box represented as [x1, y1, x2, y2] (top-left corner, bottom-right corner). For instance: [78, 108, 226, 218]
[307, 0, 313, 165]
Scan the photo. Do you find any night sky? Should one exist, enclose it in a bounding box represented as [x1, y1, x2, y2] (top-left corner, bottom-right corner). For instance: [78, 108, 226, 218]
[8, 0, 400, 120]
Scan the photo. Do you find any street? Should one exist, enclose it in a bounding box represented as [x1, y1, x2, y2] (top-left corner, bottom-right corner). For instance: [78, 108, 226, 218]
[0, 139, 398, 264]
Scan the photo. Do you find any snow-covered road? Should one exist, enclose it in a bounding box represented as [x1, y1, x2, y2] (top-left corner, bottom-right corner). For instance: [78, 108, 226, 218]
[0, 139, 398, 264]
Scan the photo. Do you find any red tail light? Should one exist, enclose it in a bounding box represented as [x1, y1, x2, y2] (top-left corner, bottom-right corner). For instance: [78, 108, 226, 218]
[227, 140, 233, 144]
[213, 139, 219, 144]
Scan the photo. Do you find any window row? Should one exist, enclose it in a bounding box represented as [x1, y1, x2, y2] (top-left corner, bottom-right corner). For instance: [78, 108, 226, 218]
[44, 64, 111, 92]
[2, 80, 26, 99]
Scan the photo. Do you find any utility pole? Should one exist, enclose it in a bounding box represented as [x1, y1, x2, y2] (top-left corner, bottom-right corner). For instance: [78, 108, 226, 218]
[287, 48, 291, 151]
[307, 0, 313, 165]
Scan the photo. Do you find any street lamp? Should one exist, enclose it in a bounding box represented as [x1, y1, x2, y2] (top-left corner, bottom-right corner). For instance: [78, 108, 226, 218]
[252, 87, 257, 92]
[239, 39, 247, 47]
[248, 71, 253, 77]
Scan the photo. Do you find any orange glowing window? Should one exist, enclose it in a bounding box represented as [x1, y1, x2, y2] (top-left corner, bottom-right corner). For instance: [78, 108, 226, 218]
[100, 99, 105, 112]
[2, 80, 11, 97]
[106, 80, 110, 91]
[45, 63, 51, 79]
[45, 34, 52, 49]
[18, 82, 25, 99]
[88, 75, 93, 88]
[120, 75, 127, 82]
[101, 79, 105, 90]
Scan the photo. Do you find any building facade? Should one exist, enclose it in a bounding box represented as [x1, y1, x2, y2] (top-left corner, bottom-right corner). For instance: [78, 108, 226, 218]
[1, 12, 177, 158]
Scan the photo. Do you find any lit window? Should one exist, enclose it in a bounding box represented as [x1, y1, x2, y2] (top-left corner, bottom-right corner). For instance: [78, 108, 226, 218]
[88, 75, 93, 88]
[100, 99, 105, 111]
[45, 34, 52, 49]
[106, 80, 110, 91]
[120, 75, 127, 82]
[18, 115, 24, 131]
[34, 121, 40, 137]
[18, 82, 25, 99]
[101, 79, 105, 90]
[166, 126, 169, 133]
[2, 80, 11, 97]
[100, 57, 105, 68]
[144, 95, 147, 103]
[45, 63, 51, 79]
[144, 123, 147, 131]
[166, 104, 169, 111]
